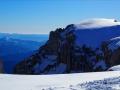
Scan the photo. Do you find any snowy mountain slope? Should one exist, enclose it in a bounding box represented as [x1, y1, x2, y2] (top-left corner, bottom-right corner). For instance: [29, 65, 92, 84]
[14, 18, 120, 74]
[108, 65, 120, 71]
[63, 18, 120, 47]
[108, 36, 120, 51]
[0, 71, 120, 90]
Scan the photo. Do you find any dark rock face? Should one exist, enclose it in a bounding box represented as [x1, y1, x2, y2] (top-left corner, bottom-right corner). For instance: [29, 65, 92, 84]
[101, 41, 120, 68]
[109, 48, 120, 66]
[14, 25, 120, 74]
[0, 60, 4, 73]
[14, 28, 65, 74]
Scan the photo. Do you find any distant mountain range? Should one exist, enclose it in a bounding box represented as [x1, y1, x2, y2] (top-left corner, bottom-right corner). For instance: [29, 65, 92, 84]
[0, 33, 48, 42]
[14, 18, 120, 74]
[0, 33, 48, 73]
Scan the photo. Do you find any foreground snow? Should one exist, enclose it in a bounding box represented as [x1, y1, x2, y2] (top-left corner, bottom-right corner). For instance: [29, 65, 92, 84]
[0, 71, 120, 90]
[108, 65, 120, 71]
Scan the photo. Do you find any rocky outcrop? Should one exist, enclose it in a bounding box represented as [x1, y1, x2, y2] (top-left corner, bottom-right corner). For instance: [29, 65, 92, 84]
[14, 28, 65, 74]
[14, 27, 108, 74]
[0, 60, 4, 73]
[109, 48, 120, 66]
[14, 19, 120, 74]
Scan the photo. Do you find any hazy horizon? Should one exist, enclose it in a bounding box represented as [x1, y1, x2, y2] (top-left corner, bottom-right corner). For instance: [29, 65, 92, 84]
[0, 32, 49, 35]
[0, 0, 120, 34]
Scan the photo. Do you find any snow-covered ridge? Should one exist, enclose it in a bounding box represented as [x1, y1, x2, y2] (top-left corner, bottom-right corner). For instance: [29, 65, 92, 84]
[65, 18, 120, 47]
[74, 18, 120, 29]
[62, 18, 120, 47]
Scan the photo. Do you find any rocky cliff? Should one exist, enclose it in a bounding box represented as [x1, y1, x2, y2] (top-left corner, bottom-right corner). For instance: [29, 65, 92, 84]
[14, 18, 120, 74]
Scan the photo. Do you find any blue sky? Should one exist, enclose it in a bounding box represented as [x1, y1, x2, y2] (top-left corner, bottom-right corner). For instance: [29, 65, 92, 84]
[0, 0, 120, 34]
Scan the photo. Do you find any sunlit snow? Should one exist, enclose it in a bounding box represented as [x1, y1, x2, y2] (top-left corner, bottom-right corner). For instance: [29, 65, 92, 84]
[0, 71, 120, 90]
[75, 18, 120, 29]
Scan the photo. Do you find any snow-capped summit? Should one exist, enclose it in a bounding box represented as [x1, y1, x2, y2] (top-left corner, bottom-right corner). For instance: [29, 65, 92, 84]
[63, 18, 120, 47]
[74, 18, 120, 29]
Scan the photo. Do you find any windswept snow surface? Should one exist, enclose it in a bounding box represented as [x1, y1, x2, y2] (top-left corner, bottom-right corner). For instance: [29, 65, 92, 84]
[0, 71, 120, 90]
[108, 36, 120, 50]
[108, 65, 120, 71]
[75, 18, 120, 29]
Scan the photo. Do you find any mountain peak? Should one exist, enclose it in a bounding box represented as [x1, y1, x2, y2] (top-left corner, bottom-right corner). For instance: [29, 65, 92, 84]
[14, 18, 120, 75]
[74, 18, 120, 29]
